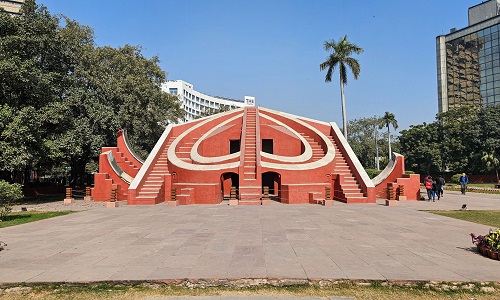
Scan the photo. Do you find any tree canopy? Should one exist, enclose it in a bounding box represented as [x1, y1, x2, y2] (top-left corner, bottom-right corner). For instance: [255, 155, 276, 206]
[0, 0, 183, 185]
[399, 104, 500, 177]
[346, 116, 399, 170]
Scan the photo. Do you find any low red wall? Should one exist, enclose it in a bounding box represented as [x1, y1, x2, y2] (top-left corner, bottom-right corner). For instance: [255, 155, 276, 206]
[374, 155, 420, 201]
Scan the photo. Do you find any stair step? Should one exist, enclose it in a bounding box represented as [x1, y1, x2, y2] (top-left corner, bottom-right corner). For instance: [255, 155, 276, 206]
[344, 192, 365, 197]
[342, 188, 362, 193]
[238, 200, 262, 206]
[135, 195, 157, 199]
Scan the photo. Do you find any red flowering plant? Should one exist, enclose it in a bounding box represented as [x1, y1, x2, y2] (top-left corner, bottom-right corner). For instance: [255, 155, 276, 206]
[470, 233, 490, 251]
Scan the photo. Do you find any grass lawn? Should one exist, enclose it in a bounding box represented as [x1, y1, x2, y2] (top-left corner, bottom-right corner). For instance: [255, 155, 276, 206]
[0, 282, 498, 300]
[467, 183, 498, 188]
[426, 210, 500, 228]
[0, 211, 74, 228]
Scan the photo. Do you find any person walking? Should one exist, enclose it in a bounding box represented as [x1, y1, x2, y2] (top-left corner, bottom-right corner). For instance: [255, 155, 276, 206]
[424, 175, 433, 201]
[436, 175, 445, 199]
[460, 173, 469, 195]
[431, 179, 437, 201]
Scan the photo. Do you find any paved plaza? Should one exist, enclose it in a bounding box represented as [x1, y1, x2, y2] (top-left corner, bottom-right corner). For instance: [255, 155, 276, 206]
[0, 190, 499, 284]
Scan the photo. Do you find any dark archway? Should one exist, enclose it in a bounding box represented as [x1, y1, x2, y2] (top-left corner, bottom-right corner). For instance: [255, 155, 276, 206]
[262, 171, 281, 201]
[221, 172, 239, 200]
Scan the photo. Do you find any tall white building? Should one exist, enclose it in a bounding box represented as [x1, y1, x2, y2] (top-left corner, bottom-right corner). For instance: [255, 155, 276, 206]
[0, 0, 24, 16]
[162, 80, 255, 122]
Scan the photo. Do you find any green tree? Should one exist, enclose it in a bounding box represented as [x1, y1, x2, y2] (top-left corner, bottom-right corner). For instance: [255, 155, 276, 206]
[320, 35, 363, 138]
[0, 180, 23, 221]
[0, 0, 184, 185]
[53, 43, 184, 185]
[399, 122, 442, 174]
[476, 105, 500, 181]
[0, 0, 71, 183]
[481, 152, 500, 183]
[379, 112, 398, 160]
[347, 116, 383, 169]
[436, 105, 479, 173]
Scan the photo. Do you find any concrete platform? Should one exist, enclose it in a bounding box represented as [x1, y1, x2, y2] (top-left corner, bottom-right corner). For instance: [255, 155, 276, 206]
[0, 190, 499, 284]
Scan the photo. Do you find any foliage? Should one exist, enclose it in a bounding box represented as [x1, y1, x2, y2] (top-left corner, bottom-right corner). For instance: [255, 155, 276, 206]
[471, 228, 500, 253]
[399, 104, 500, 176]
[487, 229, 500, 252]
[482, 152, 500, 183]
[451, 173, 462, 184]
[437, 106, 480, 173]
[399, 122, 442, 174]
[347, 116, 382, 168]
[405, 170, 415, 174]
[365, 169, 382, 179]
[0, 0, 183, 185]
[0, 180, 23, 221]
[320, 35, 363, 137]
[471, 233, 490, 250]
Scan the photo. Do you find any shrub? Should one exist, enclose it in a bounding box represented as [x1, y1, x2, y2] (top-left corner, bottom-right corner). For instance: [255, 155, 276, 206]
[405, 170, 415, 174]
[471, 228, 500, 254]
[451, 173, 462, 184]
[365, 169, 382, 179]
[0, 180, 23, 222]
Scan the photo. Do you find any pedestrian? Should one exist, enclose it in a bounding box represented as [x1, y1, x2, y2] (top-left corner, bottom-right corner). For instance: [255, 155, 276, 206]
[424, 175, 433, 201]
[436, 175, 445, 199]
[460, 173, 469, 195]
[432, 180, 438, 201]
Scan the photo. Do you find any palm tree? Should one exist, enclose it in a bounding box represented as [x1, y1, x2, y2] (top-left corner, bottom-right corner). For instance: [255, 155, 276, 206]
[379, 112, 398, 160]
[320, 35, 363, 138]
[482, 151, 500, 183]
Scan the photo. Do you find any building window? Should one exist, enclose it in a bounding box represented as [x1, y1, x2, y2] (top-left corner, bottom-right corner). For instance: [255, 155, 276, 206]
[169, 88, 178, 95]
[230, 140, 240, 154]
[262, 139, 273, 154]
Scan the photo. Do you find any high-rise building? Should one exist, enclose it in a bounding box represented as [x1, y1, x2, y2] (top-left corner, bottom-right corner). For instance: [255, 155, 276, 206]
[436, 0, 500, 112]
[0, 0, 24, 16]
[162, 80, 255, 122]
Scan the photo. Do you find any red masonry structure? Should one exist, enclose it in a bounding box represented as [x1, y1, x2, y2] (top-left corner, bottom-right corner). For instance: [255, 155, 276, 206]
[93, 107, 419, 205]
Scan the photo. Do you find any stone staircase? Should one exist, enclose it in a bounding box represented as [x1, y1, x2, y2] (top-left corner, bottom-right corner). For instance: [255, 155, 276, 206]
[239, 107, 261, 205]
[114, 151, 140, 177]
[133, 139, 173, 204]
[301, 133, 325, 163]
[330, 137, 369, 203]
[177, 137, 194, 164]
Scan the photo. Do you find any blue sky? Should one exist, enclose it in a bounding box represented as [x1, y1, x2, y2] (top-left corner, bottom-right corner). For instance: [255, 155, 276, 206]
[39, 0, 478, 132]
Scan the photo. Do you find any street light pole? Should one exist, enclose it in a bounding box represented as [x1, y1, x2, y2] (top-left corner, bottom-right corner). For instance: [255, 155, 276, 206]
[374, 124, 380, 171]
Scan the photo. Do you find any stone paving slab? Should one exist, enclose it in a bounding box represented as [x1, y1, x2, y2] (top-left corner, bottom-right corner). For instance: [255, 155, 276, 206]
[0, 190, 499, 284]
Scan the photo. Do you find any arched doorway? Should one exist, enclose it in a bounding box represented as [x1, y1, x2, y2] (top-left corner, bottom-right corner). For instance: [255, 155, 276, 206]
[262, 171, 281, 201]
[221, 172, 239, 200]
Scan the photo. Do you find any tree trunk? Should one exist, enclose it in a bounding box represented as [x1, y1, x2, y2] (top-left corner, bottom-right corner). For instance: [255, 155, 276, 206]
[375, 126, 379, 170]
[340, 76, 347, 138]
[387, 125, 392, 160]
